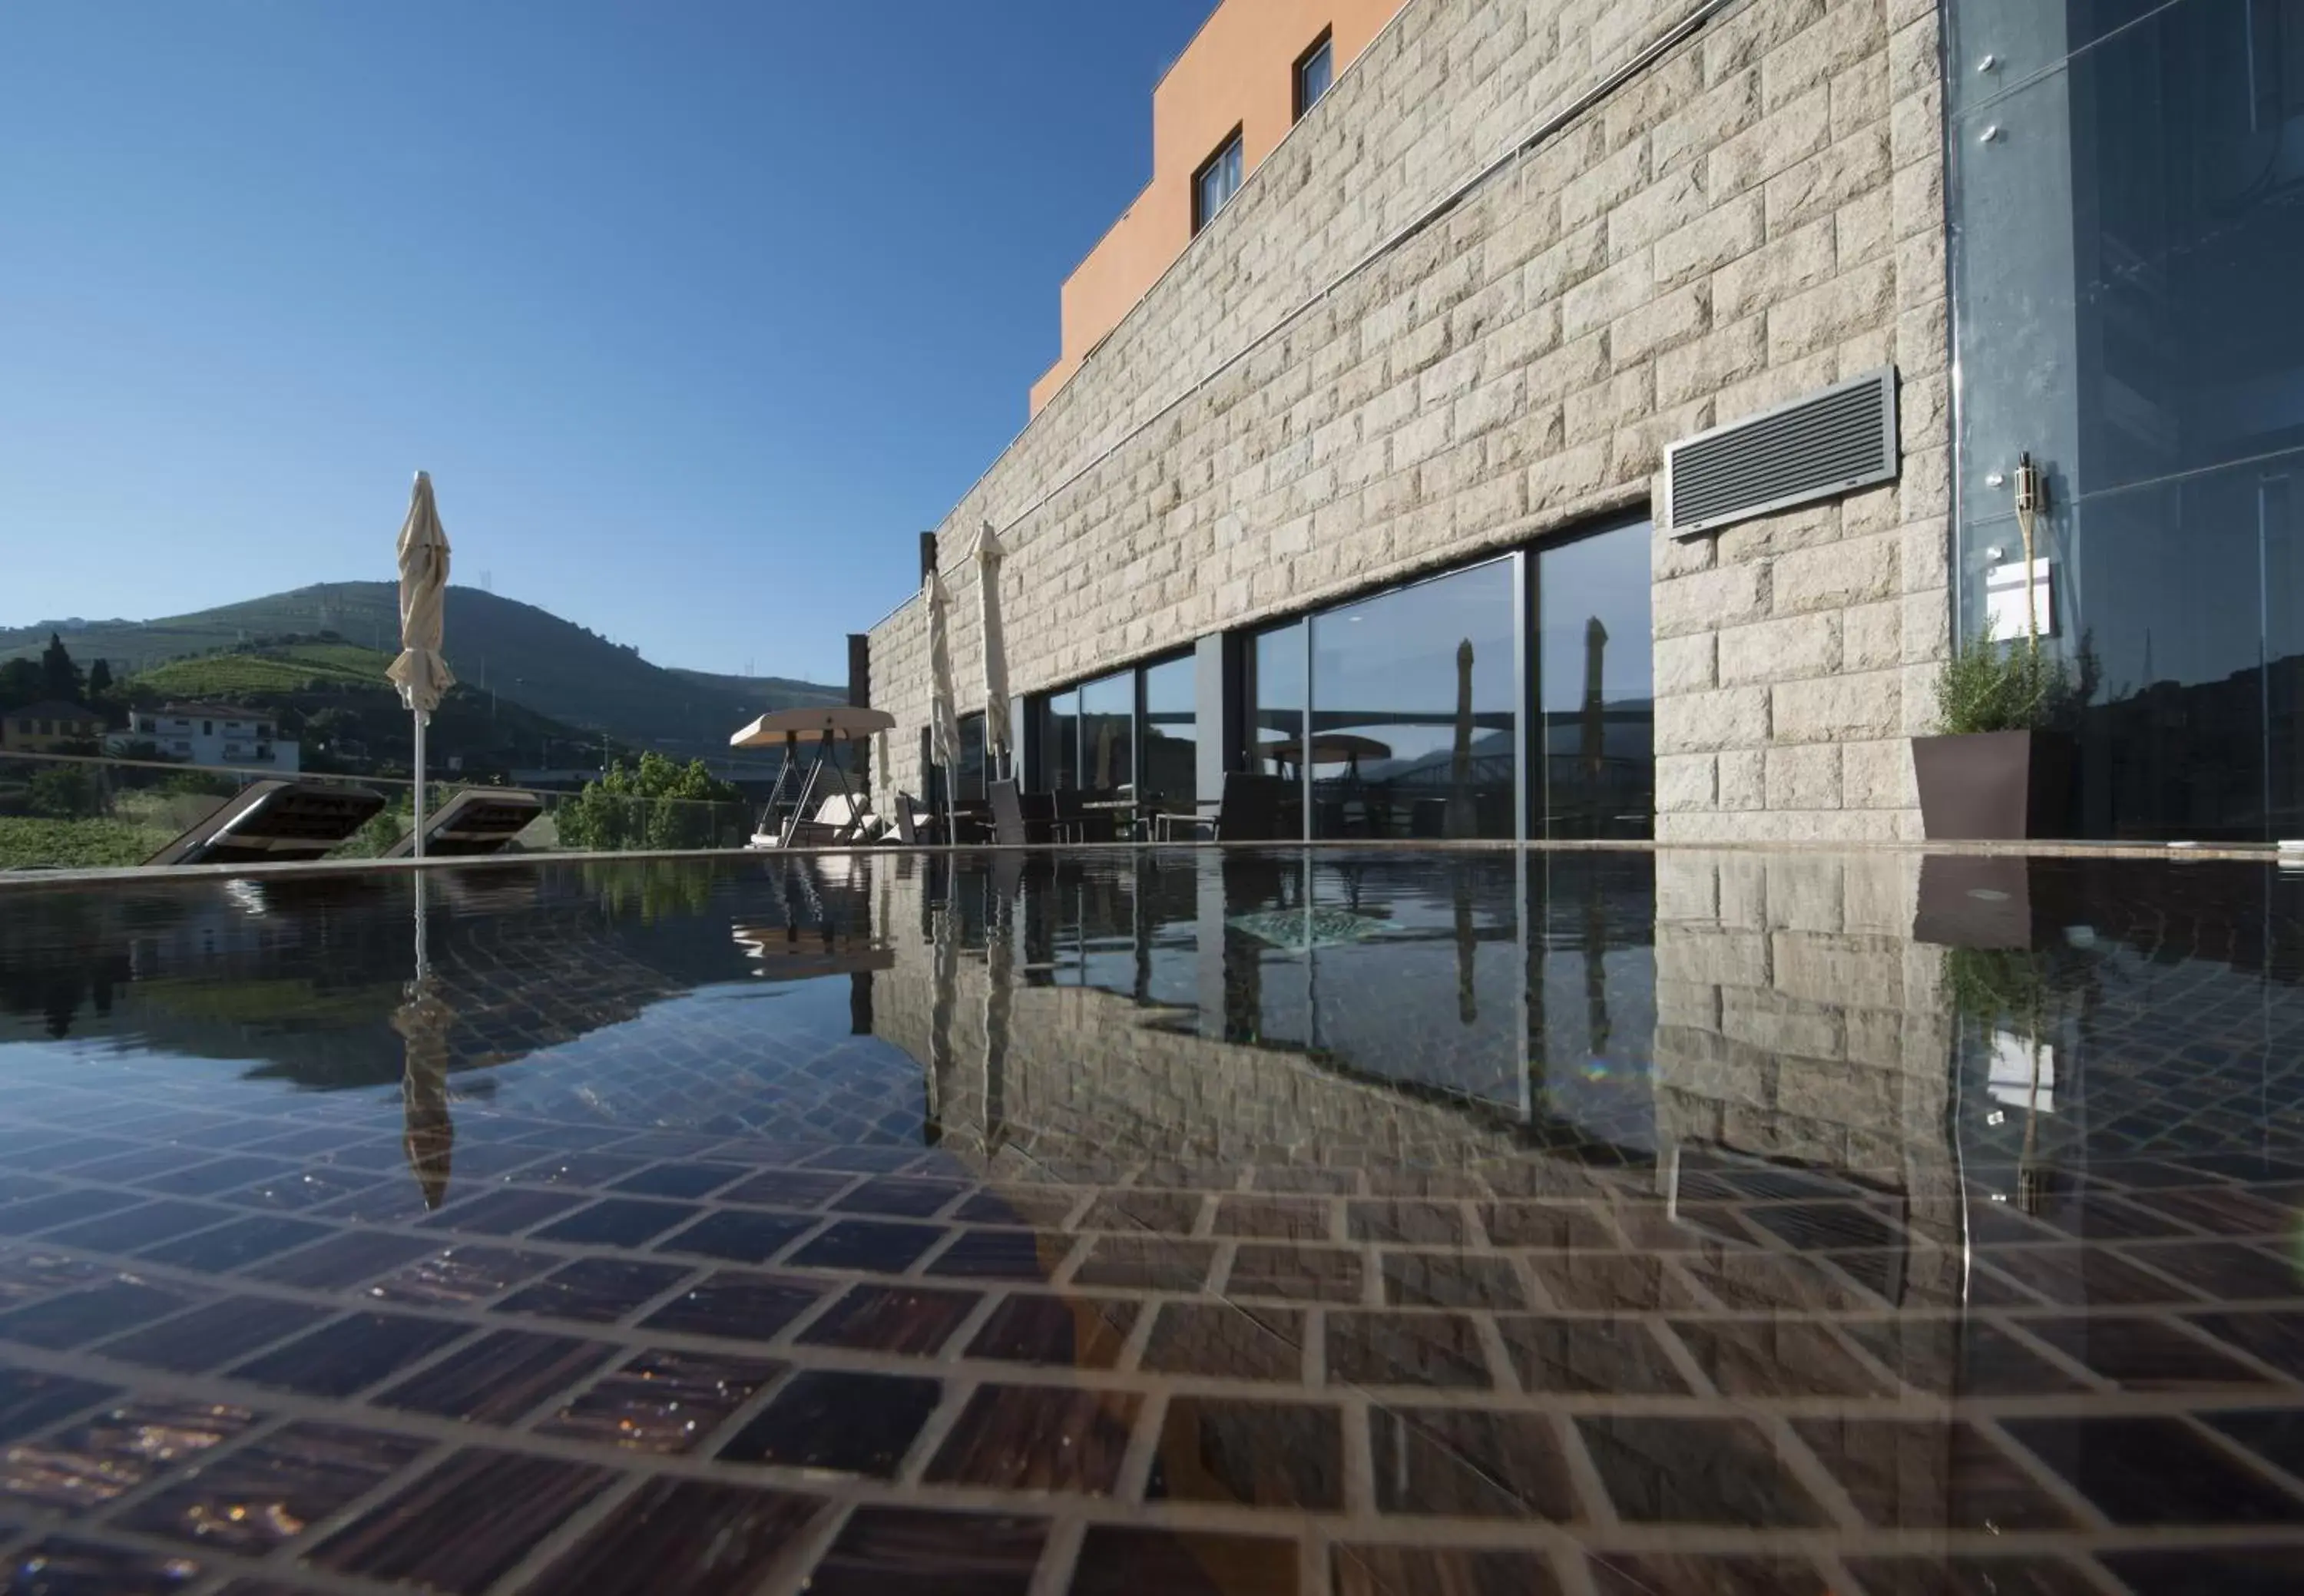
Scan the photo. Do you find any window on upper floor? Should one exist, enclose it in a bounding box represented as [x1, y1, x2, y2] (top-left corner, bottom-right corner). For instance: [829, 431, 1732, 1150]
[1192, 130, 1244, 234]
[1295, 30, 1335, 121]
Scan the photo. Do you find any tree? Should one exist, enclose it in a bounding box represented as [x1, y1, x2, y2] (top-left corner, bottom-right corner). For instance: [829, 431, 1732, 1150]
[27, 766, 101, 820]
[0, 658, 40, 710]
[40, 633, 82, 704]
[556, 753, 743, 853]
[87, 660, 113, 697]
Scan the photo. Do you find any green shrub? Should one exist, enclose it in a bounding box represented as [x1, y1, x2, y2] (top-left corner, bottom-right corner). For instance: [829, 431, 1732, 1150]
[558, 754, 743, 853]
[1932, 618, 2084, 736]
[27, 767, 101, 820]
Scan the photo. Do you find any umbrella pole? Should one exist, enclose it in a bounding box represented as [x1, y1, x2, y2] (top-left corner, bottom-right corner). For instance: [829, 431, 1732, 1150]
[412, 710, 428, 860]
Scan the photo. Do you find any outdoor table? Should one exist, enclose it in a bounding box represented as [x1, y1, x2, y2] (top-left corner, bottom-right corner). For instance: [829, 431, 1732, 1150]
[1081, 793, 1164, 842]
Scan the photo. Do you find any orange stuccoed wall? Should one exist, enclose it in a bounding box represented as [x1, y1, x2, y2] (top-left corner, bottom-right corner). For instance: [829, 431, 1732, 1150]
[1028, 0, 1406, 417]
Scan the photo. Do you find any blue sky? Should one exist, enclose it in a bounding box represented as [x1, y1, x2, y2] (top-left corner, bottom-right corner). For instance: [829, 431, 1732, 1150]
[0, 0, 1214, 683]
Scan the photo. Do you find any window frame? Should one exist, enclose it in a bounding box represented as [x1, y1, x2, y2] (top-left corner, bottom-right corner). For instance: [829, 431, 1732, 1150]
[1293, 29, 1336, 122]
[1190, 127, 1246, 235]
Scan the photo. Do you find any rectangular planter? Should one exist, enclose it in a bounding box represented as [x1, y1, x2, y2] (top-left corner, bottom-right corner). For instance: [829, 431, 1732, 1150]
[1912, 730, 2074, 841]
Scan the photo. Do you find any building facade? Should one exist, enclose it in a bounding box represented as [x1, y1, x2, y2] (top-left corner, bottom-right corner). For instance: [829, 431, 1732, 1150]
[1, 700, 104, 753]
[1031, 0, 1408, 416]
[118, 704, 301, 773]
[866, 0, 2304, 846]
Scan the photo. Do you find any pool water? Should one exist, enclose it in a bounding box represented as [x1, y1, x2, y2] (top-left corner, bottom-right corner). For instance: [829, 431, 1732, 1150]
[2, 849, 2303, 1594]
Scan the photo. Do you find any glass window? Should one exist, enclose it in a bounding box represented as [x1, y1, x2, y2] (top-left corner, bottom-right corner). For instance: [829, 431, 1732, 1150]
[957, 713, 987, 804]
[1537, 521, 1655, 839]
[1295, 33, 1335, 121]
[1250, 620, 1308, 833]
[1140, 654, 1197, 813]
[1078, 670, 1134, 792]
[1946, 0, 2304, 838]
[1035, 688, 1079, 792]
[1308, 558, 1518, 840]
[1193, 132, 1244, 234]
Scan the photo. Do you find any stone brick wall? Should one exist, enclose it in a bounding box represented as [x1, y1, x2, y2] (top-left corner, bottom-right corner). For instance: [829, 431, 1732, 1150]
[867, 0, 1951, 840]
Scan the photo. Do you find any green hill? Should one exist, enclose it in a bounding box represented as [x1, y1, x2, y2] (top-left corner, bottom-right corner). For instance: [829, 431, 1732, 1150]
[118, 640, 631, 780]
[2, 584, 844, 763]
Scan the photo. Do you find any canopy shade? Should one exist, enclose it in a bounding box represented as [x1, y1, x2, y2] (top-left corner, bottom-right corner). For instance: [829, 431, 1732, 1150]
[730, 705, 897, 748]
[1261, 733, 1395, 766]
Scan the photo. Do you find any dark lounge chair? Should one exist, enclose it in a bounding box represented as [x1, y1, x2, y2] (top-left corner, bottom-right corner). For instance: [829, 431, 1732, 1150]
[146, 780, 387, 867]
[382, 788, 545, 859]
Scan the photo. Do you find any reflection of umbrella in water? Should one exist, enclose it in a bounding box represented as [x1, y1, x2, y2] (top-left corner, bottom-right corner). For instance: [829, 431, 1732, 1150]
[396, 873, 454, 1210]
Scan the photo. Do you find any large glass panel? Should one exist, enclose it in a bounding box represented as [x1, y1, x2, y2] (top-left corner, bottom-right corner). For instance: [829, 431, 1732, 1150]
[1537, 520, 1655, 839]
[1078, 671, 1134, 793]
[955, 714, 986, 804]
[1306, 558, 1518, 839]
[1140, 654, 1197, 816]
[1948, 0, 2304, 838]
[1249, 621, 1307, 838]
[1036, 689, 1078, 793]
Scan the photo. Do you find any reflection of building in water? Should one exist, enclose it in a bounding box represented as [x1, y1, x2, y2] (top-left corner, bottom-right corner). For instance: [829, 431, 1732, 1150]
[866, 852, 1972, 1314]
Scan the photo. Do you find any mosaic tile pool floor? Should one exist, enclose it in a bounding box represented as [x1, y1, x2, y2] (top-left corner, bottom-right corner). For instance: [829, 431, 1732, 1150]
[2, 849, 2302, 1593]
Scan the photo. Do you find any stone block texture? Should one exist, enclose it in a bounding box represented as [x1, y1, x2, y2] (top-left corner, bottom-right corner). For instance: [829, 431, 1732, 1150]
[866, 0, 1951, 841]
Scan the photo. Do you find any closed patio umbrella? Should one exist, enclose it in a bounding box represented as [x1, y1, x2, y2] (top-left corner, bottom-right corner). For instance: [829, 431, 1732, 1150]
[974, 521, 1011, 776]
[385, 472, 454, 859]
[926, 565, 960, 833]
[1446, 637, 1477, 839]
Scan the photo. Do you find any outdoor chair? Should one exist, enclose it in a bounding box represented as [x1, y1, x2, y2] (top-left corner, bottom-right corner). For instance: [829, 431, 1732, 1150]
[1152, 798, 1223, 842]
[1021, 788, 1080, 843]
[988, 779, 1074, 845]
[892, 792, 937, 846]
[1199, 771, 1289, 843]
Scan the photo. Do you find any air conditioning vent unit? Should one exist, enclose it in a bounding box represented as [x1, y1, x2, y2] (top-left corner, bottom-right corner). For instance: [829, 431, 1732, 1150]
[1666, 366, 1899, 538]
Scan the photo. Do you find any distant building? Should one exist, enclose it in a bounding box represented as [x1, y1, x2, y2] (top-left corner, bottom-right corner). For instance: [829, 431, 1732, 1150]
[2, 700, 104, 754]
[116, 704, 300, 773]
[1030, 0, 1405, 417]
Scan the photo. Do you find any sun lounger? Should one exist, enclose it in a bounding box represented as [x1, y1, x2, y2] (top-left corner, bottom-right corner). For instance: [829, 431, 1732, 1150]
[382, 789, 545, 859]
[145, 780, 387, 867]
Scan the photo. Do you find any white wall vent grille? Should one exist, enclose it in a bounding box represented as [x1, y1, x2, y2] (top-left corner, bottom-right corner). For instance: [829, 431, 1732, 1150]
[1665, 367, 1898, 537]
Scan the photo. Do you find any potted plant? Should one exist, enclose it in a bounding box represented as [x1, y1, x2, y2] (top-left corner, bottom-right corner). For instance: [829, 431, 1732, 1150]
[1914, 620, 2082, 839]
[1915, 455, 2090, 839]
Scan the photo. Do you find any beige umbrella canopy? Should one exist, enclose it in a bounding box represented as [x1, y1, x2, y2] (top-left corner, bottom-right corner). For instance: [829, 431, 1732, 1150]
[974, 522, 1011, 773]
[1260, 733, 1393, 768]
[385, 472, 454, 858]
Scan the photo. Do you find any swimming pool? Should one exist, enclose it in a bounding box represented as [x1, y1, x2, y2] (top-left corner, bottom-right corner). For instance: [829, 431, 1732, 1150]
[2, 848, 2302, 1593]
